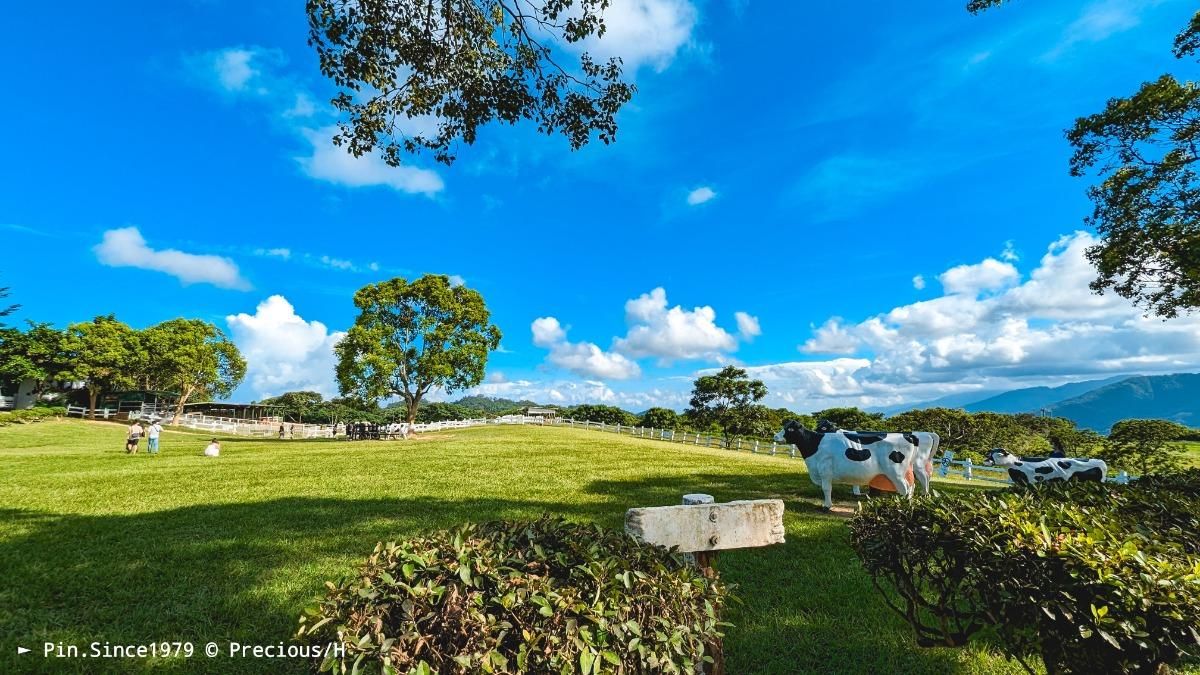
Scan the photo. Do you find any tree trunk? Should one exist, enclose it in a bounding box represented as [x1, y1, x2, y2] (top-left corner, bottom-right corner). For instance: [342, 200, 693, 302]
[171, 385, 194, 425]
[407, 393, 422, 424]
[88, 387, 99, 420]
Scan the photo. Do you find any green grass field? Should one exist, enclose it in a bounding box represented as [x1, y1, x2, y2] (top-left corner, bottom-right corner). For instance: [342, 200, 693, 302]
[1183, 441, 1200, 467]
[0, 419, 1022, 674]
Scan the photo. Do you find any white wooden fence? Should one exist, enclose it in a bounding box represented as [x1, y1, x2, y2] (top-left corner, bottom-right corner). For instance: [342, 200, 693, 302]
[0, 395, 15, 410]
[553, 418, 1138, 486]
[552, 418, 801, 457]
[65, 405, 119, 419]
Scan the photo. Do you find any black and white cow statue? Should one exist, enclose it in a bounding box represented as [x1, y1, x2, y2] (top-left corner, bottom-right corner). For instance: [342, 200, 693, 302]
[775, 420, 940, 510]
[984, 448, 1107, 485]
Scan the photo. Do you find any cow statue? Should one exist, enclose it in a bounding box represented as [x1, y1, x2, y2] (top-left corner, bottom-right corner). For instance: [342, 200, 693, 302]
[775, 420, 940, 510]
[984, 448, 1107, 485]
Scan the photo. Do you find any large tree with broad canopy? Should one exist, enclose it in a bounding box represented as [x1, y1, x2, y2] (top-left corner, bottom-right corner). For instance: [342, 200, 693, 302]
[335, 275, 502, 423]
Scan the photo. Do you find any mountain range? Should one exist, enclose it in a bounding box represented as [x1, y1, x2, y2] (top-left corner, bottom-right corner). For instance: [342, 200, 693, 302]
[877, 373, 1199, 432]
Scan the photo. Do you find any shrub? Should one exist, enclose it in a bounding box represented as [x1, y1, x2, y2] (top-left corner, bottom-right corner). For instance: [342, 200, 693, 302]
[849, 475, 1200, 674]
[297, 516, 729, 674]
[0, 406, 64, 425]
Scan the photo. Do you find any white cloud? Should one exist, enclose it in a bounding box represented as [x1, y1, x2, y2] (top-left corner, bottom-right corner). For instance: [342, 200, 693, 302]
[190, 47, 282, 95]
[448, 274, 466, 287]
[801, 318, 860, 355]
[614, 288, 739, 362]
[579, 0, 698, 72]
[912, 274, 926, 290]
[319, 255, 354, 270]
[1001, 240, 1019, 262]
[226, 295, 345, 399]
[256, 247, 291, 260]
[687, 186, 716, 205]
[532, 317, 641, 380]
[297, 127, 444, 196]
[438, 376, 686, 411]
[94, 227, 250, 290]
[735, 311, 761, 341]
[791, 231, 1200, 405]
[938, 257, 1019, 295]
[1045, 0, 1142, 59]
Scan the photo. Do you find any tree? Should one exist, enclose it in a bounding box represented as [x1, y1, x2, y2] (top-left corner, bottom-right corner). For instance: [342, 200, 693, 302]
[306, 0, 635, 168]
[416, 401, 473, 423]
[0, 283, 17, 327]
[336, 275, 502, 423]
[63, 316, 140, 418]
[686, 366, 769, 447]
[638, 407, 679, 430]
[810, 406, 885, 431]
[0, 323, 70, 400]
[143, 319, 247, 423]
[970, 2, 1200, 318]
[260, 391, 326, 423]
[563, 404, 636, 426]
[1099, 418, 1190, 475]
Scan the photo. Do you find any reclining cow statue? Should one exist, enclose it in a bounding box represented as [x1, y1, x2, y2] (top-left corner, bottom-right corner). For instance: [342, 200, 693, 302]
[775, 420, 939, 510]
[984, 448, 1107, 485]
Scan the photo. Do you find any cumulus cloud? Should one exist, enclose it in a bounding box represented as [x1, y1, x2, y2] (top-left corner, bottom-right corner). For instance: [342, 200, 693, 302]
[788, 231, 1200, 406]
[225, 295, 345, 398]
[531, 317, 641, 380]
[912, 274, 926, 290]
[94, 227, 250, 290]
[189, 47, 284, 95]
[687, 186, 716, 205]
[438, 376, 687, 411]
[579, 0, 698, 72]
[800, 318, 860, 355]
[297, 126, 444, 196]
[938, 257, 1019, 295]
[614, 288, 739, 362]
[734, 312, 761, 341]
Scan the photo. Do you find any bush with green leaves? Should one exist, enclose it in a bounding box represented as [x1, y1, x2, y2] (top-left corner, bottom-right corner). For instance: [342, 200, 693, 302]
[297, 516, 729, 674]
[0, 406, 65, 426]
[849, 473, 1200, 674]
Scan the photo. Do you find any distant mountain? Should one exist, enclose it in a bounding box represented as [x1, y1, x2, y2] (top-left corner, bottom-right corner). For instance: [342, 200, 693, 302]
[964, 376, 1127, 415]
[1047, 373, 1200, 432]
[872, 390, 1003, 415]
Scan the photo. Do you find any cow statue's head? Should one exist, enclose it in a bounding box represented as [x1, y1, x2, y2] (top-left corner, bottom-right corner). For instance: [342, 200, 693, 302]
[774, 419, 804, 444]
[815, 418, 840, 434]
[985, 448, 1017, 467]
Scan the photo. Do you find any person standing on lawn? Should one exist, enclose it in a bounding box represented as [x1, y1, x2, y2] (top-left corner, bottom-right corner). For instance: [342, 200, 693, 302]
[146, 420, 163, 454]
[125, 421, 143, 453]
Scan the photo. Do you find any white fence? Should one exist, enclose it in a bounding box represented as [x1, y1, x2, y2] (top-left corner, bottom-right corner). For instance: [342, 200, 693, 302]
[554, 418, 1139, 486]
[0, 395, 14, 410]
[156, 412, 547, 438]
[552, 418, 801, 456]
[65, 405, 119, 419]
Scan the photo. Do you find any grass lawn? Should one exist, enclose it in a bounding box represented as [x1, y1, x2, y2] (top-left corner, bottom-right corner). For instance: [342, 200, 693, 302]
[1182, 441, 1200, 467]
[0, 419, 1022, 674]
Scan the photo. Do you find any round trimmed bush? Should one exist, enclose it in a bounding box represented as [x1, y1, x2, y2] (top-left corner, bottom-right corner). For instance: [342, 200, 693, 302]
[849, 472, 1200, 674]
[297, 516, 729, 674]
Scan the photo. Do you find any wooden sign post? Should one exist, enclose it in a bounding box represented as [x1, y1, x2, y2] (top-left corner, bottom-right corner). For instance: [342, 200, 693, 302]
[625, 495, 786, 675]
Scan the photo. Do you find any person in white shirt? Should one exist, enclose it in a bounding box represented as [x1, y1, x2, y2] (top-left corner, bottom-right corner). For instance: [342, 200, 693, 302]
[146, 421, 163, 454]
[125, 422, 143, 454]
[203, 439, 221, 457]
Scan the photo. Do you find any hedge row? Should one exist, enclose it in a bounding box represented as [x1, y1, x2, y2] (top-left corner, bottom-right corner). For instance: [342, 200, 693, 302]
[297, 516, 729, 674]
[849, 472, 1200, 674]
[0, 406, 66, 426]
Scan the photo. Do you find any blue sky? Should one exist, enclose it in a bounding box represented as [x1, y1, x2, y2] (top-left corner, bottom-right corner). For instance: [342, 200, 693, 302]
[3, 0, 1199, 411]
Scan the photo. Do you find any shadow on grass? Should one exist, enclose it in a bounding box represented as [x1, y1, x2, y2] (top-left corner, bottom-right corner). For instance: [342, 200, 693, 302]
[0, 478, 1012, 674]
[587, 473, 1016, 675]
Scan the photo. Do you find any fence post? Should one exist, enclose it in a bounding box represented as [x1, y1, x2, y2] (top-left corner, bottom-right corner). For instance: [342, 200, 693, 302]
[964, 457, 974, 481]
[789, 445, 796, 459]
[752, 440, 758, 454]
[737, 439, 743, 452]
